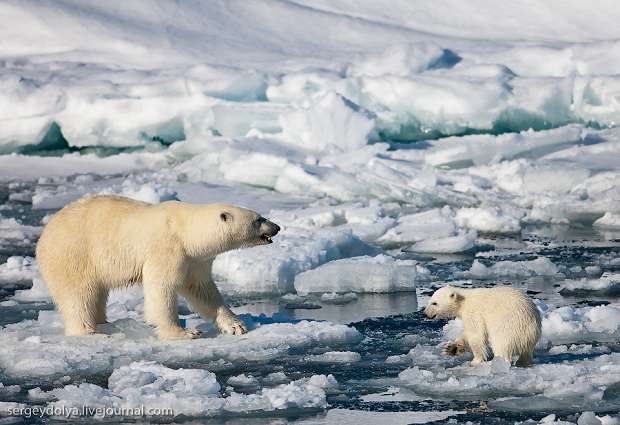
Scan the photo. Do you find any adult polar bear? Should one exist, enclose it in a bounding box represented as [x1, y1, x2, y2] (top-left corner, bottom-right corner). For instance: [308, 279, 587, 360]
[36, 195, 280, 340]
[425, 286, 541, 367]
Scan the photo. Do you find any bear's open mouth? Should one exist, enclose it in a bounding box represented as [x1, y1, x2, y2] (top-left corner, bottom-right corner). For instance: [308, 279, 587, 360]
[260, 233, 273, 243]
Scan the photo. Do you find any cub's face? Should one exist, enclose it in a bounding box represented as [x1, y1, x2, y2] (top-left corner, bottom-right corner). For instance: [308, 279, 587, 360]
[217, 206, 281, 249]
[424, 286, 462, 319]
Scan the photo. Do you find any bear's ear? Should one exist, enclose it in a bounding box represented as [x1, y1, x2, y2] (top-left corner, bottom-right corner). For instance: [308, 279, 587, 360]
[449, 292, 464, 302]
[220, 212, 233, 222]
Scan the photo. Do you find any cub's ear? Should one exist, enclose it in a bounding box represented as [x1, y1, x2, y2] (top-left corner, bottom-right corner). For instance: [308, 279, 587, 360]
[220, 212, 233, 222]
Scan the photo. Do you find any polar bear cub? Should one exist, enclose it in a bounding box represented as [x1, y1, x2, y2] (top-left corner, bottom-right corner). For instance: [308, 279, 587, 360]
[36, 195, 280, 340]
[425, 285, 541, 367]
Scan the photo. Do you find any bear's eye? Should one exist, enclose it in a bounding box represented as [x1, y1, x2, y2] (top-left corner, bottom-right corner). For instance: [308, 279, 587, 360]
[220, 212, 232, 222]
[431, 302, 438, 306]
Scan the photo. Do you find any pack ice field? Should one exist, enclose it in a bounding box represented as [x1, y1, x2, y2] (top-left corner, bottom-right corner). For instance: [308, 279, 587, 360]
[1, 1, 620, 424]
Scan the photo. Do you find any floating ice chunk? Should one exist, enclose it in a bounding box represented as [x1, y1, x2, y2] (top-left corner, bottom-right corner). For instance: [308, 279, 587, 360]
[120, 183, 177, 204]
[306, 351, 361, 363]
[594, 212, 620, 229]
[558, 274, 620, 296]
[269, 203, 395, 242]
[294, 255, 427, 295]
[460, 258, 559, 279]
[547, 344, 611, 356]
[0, 217, 41, 241]
[279, 91, 375, 154]
[399, 354, 620, 412]
[12, 277, 51, 303]
[379, 207, 456, 244]
[47, 361, 336, 417]
[0, 256, 36, 284]
[295, 408, 464, 424]
[227, 374, 259, 389]
[0, 401, 27, 415]
[455, 206, 523, 234]
[471, 158, 591, 196]
[410, 230, 477, 254]
[348, 42, 448, 77]
[213, 227, 375, 295]
[320, 292, 358, 304]
[263, 372, 289, 386]
[542, 304, 620, 345]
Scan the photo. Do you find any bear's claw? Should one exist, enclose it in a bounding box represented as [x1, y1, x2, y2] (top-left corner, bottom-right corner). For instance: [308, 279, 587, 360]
[442, 340, 468, 356]
[442, 342, 459, 356]
[217, 313, 248, 335]
[158, 326, 202, 340]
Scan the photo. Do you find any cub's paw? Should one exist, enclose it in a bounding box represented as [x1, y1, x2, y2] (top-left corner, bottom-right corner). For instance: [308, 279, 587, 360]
[217, 313, 248, 336]
[158, 325, 202, 341]
[442, 341, 458, 356]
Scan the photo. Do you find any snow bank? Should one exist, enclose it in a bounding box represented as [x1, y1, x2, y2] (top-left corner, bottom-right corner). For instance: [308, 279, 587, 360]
[460, 258, 559, 279]
[294, 255, 428, 295]
[280, 91, 375, 153]
[47, 361, 336, 418]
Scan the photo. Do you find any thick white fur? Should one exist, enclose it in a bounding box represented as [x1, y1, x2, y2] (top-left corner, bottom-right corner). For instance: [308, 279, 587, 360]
[425, 286, 541, 367]
[36, 195, 278, 340]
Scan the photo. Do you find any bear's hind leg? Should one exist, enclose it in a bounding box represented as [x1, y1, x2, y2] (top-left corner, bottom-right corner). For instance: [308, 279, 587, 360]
[516, 351, 534, 367]
[95, 288, 109, 324]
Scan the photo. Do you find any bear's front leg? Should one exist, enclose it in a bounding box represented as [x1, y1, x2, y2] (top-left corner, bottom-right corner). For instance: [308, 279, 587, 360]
[442, 335, 469, 356]
[215, 306, 247, 335]
[179, 260, 248, 336]
[142, 257, 201, 341]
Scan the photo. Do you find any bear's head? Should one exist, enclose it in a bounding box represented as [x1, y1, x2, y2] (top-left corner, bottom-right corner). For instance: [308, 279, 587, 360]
[424, 286, 464, 319]
[182, 204, 281, 257]
[216, 205, 281, 249]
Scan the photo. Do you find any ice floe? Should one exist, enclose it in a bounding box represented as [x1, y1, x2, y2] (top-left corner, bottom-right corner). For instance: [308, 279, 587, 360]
[294, 255, 428, 295]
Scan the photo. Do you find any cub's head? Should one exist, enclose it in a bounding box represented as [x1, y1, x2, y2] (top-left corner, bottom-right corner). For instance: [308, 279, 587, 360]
[216, 205, 281, 249]
[424, 286, 464, 319]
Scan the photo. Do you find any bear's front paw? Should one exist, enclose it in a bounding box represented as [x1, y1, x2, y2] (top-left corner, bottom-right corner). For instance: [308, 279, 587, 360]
[158, 325, 202, 341]
[217, 313, 248, 336]
[442, 341, 460, 356]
